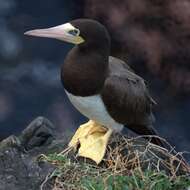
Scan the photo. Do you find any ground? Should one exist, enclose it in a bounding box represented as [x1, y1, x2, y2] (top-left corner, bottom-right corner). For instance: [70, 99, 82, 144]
[0, 117, 189, 190]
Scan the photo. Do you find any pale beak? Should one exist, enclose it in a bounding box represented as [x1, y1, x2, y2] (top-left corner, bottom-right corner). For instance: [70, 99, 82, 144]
[24, 23, 84, 45]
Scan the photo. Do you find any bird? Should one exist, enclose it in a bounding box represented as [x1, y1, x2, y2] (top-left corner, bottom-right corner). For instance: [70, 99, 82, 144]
[25, 19, 163, 164]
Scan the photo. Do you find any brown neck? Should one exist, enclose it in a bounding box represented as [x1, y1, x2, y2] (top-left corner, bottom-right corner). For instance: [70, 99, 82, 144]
[61, 45, 109, 96]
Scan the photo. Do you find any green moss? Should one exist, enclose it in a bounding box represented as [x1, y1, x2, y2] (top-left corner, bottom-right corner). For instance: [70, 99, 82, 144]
[39, 153, 190, 190]
[80, 171, 190, 190]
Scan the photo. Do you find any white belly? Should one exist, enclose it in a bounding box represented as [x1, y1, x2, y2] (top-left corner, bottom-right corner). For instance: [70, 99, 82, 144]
[65, 90, 123, 132]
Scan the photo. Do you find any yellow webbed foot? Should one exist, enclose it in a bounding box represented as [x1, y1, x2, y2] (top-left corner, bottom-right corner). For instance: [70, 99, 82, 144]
[68, 120, 113, 164]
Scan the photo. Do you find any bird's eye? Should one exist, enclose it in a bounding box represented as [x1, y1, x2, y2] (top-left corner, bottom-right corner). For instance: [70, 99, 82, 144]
[68, 29, 80, 36]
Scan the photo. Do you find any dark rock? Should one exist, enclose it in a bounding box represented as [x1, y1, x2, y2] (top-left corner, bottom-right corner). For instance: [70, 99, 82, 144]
[67, 134, 190, 176]
[19, 116, 55, 151]
[0, 117, 189, 190]
[0, 117, 66, 190]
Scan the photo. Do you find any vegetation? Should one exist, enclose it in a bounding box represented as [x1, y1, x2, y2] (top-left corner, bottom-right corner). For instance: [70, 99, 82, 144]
[39, 135, 190, 190]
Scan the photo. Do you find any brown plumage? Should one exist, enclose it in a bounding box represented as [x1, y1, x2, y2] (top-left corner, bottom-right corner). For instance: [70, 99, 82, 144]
[102, 57, 162, 146]
[60, 19, 163, 146]
[25, 19, 164, 147]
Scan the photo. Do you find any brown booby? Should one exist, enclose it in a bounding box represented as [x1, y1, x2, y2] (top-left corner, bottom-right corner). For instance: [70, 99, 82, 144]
[25, 19, 163, 164]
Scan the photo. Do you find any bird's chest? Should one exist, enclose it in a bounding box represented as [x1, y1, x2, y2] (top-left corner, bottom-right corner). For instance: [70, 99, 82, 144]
[61, 49, 107, 96]
[65, 90, 108, 122]
[65, 90, 123, 131]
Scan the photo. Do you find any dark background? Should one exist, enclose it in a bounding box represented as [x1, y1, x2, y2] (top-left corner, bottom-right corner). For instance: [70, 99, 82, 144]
[0, 0, 189, 158]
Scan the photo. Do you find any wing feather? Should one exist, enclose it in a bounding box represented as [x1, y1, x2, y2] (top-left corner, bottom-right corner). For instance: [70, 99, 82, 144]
[101, 56, 155, 126]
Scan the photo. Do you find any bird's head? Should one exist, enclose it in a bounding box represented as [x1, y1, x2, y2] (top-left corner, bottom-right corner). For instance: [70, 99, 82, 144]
[25, 19, 110, 49]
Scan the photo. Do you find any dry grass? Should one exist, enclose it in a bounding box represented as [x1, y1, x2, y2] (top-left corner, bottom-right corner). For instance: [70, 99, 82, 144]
[39, 134, 190, 190]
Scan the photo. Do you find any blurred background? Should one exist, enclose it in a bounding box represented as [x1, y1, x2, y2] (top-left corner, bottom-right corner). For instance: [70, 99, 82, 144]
[0, 0, 189, 158]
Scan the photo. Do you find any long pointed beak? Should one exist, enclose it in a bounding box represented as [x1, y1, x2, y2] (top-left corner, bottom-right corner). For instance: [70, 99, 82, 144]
[24, 23, 84, 44]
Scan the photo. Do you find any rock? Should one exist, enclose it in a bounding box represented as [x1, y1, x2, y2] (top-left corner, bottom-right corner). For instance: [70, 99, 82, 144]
[0, 117, 189, 190]
[19, 116, 55, 151]
[0, 116, 66, 190]
[67, 134, 190, 176]
[106, 135, 190, 176]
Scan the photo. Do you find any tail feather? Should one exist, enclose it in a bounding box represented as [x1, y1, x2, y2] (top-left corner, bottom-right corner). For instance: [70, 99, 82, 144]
[125, 124, 165, 147]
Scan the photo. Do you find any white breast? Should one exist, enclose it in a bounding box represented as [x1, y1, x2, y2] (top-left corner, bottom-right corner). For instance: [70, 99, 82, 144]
[65, 90, 123, 132]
